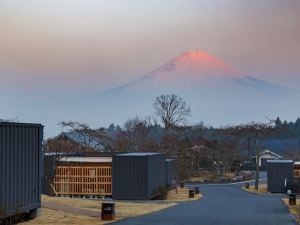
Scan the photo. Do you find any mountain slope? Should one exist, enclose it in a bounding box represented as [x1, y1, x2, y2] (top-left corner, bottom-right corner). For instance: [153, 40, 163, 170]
[103, 51, 292, 95]
[102, 51, 242, 94]
[90, 50, 299, 127]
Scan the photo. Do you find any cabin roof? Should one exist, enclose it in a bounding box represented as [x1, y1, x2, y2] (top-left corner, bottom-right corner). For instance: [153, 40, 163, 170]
[267, 160, 293, 163]
[59, 156, 112, 163]
[115, 152, 161, 157]
[252, 149, 283, 159]
[53, 131, 107, 150]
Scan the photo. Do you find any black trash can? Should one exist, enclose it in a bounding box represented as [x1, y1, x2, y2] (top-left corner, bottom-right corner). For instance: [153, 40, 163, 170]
[101, 202, 115, 220]
[189, 189, 195, 198]
[195, 186, 200, 194]
[289, 194, 296, 205]
[245, 182, 250, 189]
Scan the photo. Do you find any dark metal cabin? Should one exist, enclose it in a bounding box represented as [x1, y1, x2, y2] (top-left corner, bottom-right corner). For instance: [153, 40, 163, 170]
[112, 153, 166, 200]
[42, 154, 57, 196]
[267, 160, 293, 193]
[165, 159, 177, 188]
[0, 122, 43, 220]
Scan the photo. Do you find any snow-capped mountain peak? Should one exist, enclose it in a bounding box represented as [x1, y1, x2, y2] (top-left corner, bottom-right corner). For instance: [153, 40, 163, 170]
[93, 50, 299, 128]
[144, 50, 242, 82]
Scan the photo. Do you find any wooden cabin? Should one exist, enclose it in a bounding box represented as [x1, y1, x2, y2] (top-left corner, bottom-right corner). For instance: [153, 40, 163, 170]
[54, 157, 112, 197]
[294, 162, 300, 177]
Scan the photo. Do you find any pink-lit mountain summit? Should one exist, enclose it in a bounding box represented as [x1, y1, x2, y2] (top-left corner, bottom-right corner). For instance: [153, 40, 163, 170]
[123, 51, 242, 89]
[98, 50, 298, 126]
[149, 51, 242, 79]
[105, 50, 287, 93]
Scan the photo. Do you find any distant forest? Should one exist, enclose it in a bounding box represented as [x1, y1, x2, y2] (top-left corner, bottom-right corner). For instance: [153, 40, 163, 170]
[103, 116, 300, 157]
[43, 94, 300, 180]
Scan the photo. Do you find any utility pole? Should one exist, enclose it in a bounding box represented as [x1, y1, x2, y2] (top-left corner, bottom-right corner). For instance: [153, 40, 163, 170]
[255, 133, 260, 190]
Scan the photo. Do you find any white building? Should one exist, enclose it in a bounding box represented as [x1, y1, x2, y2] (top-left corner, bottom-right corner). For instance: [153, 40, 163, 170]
[252, 149, 283, 168]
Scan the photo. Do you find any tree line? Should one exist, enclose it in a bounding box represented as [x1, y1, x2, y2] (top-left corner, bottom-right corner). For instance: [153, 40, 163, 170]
[43, 94, 300, 188]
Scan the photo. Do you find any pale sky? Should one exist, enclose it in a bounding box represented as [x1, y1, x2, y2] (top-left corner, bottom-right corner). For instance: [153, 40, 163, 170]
[1, 0, 300, 93]
[0, 0, 300, 136]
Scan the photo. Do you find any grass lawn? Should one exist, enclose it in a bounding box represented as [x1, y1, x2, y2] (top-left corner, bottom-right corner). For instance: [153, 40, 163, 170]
[20, 187, 201, 224]
[189, 172, 236, 183]
[282, 198, 300, 224]
[241, 184, 268, 194]
[20, 208, 103, 225]
[167, 187, 202, 202]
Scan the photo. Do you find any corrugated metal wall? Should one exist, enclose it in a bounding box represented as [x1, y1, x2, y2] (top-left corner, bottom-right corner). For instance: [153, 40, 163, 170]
[42, 155, 57, 196]
[112, 153, 166, 200]
[0, 123, 43, 219]
[148, 154, 166, 197]
[112, 155, 148, 200]
[165, 159, 177, 187]
[267, 160, 293, 193]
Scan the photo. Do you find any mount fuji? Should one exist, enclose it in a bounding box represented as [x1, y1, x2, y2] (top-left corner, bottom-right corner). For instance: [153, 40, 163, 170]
[89, 50, 299, 127]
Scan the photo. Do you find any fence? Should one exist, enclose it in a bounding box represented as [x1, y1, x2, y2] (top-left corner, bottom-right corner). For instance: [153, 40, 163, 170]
[54, 166, 112, 196]
[294, 169, 300, 177]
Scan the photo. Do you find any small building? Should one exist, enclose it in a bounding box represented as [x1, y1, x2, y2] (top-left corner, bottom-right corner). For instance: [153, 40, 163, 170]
[267, 160, 293, 193]
[112, 153, 166, 200]
[0, 122, 43, 220]
[252, 149, 283, 169]
[53, 156, 112, 197]
[44, 151, 177, 200]
[45, 131, 110, 153]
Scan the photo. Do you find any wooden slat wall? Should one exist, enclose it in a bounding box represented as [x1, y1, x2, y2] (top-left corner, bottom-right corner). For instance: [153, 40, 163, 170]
[54, 165, 112, 196]
[294, 169, 300, 177]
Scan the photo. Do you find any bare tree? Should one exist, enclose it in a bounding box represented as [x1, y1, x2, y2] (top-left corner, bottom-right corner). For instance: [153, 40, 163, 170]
[59, 121, 112, 151]
[123, 116, 151, 151]
[228, 121, 275, 190]
[154, 94, 191, 134]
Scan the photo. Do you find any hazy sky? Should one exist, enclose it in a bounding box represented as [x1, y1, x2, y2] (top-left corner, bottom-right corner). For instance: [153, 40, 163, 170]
[1, 0, 300, 94]
[1, 0, 300, 136]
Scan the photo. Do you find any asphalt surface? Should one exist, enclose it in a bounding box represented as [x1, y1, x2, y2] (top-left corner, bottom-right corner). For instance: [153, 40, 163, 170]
[113, 172, 297, 225]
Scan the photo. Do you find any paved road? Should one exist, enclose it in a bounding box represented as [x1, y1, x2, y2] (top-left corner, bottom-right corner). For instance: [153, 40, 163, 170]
[113, 176, 296, 225]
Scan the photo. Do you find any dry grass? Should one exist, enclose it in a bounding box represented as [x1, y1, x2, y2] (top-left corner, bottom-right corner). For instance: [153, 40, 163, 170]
[20, 208, 103, 225]
[189, 176, 205, 183]
[241, 184, 268, 194]
[282, 198, 300, 224]
[167, 187, 202, 202]
[189, 172, 236, 183]
[223, 172, 236, 178]
[20, 195, 177, 224]
[20, 187, 201, 224]
[42, 195, 177, 218]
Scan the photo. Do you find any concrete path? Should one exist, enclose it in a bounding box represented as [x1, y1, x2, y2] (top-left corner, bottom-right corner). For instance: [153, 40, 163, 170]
[42, 201, 100, 218]
[112, 179, 297, 225]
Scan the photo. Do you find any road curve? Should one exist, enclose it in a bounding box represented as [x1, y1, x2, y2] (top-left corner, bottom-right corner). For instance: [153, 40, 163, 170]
[113, 178, 296, 225]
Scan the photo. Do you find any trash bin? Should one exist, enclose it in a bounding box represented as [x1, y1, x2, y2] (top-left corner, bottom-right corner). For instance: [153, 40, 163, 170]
[189, 189, 195, 198]
[195, 186, 200, 194]
[289, 194, 296, 205]
[245, 182, 250, 189]
[101, 202, 115, 220]
[180, 182, 184, 188]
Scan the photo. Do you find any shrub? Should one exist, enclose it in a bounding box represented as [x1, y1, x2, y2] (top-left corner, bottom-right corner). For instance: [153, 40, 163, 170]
[157, 186, 169, 200]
